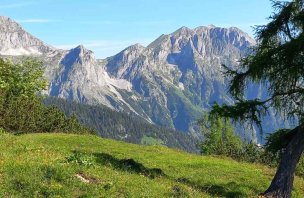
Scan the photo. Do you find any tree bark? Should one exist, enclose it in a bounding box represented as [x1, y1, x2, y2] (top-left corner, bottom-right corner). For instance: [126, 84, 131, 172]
[263, 125, 304, 198]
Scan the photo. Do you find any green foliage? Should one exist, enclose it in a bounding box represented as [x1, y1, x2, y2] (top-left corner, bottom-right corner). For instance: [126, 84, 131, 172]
[0, 58, 93, 134]
[1, 94, 92, 134]
[0, 58, 46, 98]
[0, 58, 46, 120]
[66, 150, 94, 167]
[199, 114, 284, 167]
[264, 129, 291, 155]
[211, 100, 267, 130]
[297, 157, 304, 178]
[0, 127, 6, 134]
[199, 114, 243, 158]
[200, 119, 304, 177]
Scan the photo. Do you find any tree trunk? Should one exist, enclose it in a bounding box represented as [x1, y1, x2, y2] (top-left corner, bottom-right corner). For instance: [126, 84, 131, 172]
[263, 125, 304, 198]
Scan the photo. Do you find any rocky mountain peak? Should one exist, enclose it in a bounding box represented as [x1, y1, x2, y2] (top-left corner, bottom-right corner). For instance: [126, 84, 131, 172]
[124, 43, 145, 52]
[172, 26, 193, 36]
[228, 27, 256, 44]
[0, 16, 22, 32]
[193, 25, 256, 45]
[0, 16, 9, 20]
[207, 24, 217, 28]
[75, 44, 85, 50]
[61, 45, 96, 66]
[0, 16, 54, 56]
[73, 45, 94, 56]
[147, 25, 256, 53]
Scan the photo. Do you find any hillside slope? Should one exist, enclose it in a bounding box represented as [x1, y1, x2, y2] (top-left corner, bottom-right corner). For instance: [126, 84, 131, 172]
[0, 133, 303, 197]
[42, 97, 199, 153]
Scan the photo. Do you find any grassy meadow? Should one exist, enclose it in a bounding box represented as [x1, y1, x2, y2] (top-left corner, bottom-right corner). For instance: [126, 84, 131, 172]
[0, 133, 303, 197]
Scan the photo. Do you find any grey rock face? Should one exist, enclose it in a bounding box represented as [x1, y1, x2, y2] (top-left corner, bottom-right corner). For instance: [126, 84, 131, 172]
[47, 45, 137, 112]
[104, 25, 257, 137]
[0, 16, 54, 55]
[0, 16, 138, 114]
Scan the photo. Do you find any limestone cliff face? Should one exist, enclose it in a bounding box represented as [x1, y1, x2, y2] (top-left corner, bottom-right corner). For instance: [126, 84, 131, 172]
[47, 45, 134, 109]
[104, 25, 257, 136]
[0, 16, 135, 113]
[0, 16, 54, 55]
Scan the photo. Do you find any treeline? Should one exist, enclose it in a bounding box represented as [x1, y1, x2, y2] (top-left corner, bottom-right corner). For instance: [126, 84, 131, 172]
[43, 96, 199, 153]
[0, 58, 92, 134]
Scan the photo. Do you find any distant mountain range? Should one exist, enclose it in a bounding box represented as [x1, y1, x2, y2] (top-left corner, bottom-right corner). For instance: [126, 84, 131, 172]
[0, 16, 291, 143]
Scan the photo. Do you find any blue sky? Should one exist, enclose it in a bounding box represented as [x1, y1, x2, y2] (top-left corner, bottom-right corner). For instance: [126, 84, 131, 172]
[0, 0, 273, 58]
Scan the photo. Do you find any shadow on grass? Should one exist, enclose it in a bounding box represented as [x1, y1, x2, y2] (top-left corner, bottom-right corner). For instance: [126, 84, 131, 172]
[94, 153, 165, 179]
[176, 177, 251, 198]
[80, 152, 255, 197]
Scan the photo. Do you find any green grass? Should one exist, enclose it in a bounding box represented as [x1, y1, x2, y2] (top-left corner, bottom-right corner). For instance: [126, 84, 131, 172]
[0, 133, 303, 197]
[141, 135, 164, 146]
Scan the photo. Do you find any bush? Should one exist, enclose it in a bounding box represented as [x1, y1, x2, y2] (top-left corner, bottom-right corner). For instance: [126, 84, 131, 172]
[0, 58, 93, 135]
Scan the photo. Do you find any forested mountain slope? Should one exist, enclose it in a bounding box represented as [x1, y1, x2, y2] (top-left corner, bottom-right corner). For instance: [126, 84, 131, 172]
[43, 97, 198, 152]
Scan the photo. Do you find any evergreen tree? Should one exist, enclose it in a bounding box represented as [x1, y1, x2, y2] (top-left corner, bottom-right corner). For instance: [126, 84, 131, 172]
[200, 114, 243, 157]
[211, 1, 304, 197]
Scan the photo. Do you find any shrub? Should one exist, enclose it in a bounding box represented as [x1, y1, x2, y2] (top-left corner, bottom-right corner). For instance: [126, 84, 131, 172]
[0, 58, 94, 134]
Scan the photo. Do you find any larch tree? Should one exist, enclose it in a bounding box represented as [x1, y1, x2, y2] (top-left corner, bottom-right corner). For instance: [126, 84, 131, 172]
[210, 0, 304, 197]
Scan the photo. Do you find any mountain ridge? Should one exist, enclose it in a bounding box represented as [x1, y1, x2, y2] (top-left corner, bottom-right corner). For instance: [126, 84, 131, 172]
[0, 16, 55, 55]
[0, 16, 287, 143]
[102, 23, 257, 137]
